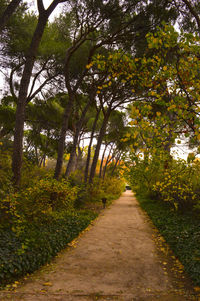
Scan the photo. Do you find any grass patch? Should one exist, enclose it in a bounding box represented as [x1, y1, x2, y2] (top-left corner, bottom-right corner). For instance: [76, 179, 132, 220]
[137, 194, 200, 286]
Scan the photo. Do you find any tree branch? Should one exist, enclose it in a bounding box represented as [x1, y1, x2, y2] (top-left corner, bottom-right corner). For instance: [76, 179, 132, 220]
[181, 0, 200, 31]
[0, 0, 22, 32]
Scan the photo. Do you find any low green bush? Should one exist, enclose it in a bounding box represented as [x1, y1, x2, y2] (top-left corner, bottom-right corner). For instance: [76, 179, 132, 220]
[86, 177, 125, 203]
[72, 176, 125, 208]
[0, 150, 13, 199]
[0, 178, 78, 228]
[0, 210, 97, 287]
[126, 151, 200, 212]
[137, 195, 200, 286]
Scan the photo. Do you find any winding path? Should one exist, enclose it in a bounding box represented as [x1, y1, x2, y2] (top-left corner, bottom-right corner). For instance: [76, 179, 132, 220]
[0, 191, 198, 300]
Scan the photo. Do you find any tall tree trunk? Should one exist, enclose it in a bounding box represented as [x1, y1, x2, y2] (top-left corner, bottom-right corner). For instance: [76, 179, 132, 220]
[89, 109, 111, 183]
[111, 153, 121, 176]
[84, 108, 100, 182]
[54, 96, 74, 179]
[34, 145, 39, 166]
[102, 144, 113, 179]
[99, 144, 107, 178]
[0, 0, 21, 32]
[75, 145, 82, 170]
[65, 136, 78, 178]
[12, 13, 49, 187]
[65, 99, 92, 178]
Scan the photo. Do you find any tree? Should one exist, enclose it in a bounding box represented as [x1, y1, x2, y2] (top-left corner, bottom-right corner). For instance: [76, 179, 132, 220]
[11, 0, 67, 187]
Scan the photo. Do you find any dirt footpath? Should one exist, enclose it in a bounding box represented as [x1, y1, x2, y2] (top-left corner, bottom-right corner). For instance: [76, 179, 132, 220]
[0, 191, 198, 301]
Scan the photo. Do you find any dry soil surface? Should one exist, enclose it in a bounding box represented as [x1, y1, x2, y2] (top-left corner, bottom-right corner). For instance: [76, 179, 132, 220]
[0, 191, 199, 301]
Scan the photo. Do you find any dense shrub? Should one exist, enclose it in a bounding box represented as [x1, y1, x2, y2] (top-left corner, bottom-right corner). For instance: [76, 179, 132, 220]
[87, 177, 125, 202]
[126, 152, 166, 197]
[137, 195, 200, 286]
[0, 210, 97, 287]
[70, 175, 125, 208]
[152, 159, 200, 211]
[126, 152, 200, 212]
[101, 177, 125, 200]
[20, 160, 54, 189]
[0, 150, 13, 199]
[0, 178, 78, 229]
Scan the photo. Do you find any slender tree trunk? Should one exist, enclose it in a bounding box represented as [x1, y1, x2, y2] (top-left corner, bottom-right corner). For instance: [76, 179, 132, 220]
[43, 155, 46, 167]
[65, 99, 92, 178]
[102, 145, 113, 179]
[0, 0, 21, 32]
[39, 154, 46, 167]
[75, 145, 82, 170]
[65, 139, 77, 177]
[34, 146, 39, 166]
[84, 108, 100, 182]
[99, 144, 107, 178]
[111, 153, 121, 176]
[12, 13, 49, 187]
[89, 110, 111, 183]
[54, 97, 74, 179]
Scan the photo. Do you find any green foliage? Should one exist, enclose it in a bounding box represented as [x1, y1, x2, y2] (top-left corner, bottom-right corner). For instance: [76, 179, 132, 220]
[87, 177, 125, 202]
[69, 175, 125, 209]
[152, 160, 200, 211]
[0, 149, 13, 199]
[126, 151, 200, 212]
[125, 151, 166, 198]
[0, 210, 97, 287]
[137, 195, 200, 286]
[0, 178, 78, 228]
[20, 160, 54, 189]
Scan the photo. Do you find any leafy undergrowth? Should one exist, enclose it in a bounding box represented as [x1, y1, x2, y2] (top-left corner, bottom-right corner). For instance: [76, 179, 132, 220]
[0, 210, 97, 288]
[137, 194, 200, 286]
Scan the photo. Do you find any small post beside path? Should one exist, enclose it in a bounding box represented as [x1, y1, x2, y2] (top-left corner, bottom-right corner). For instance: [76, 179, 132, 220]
[102, 197, 107, 209]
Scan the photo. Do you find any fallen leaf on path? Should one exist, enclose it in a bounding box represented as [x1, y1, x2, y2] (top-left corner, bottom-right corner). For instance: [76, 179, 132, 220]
[43, 282, 53, 286]
[12, 284, 18, 288]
